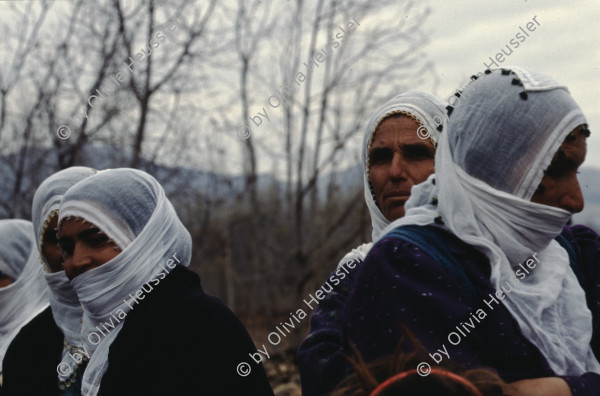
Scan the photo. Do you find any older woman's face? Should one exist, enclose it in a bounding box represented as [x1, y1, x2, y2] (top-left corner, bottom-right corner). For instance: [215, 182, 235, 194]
[58, 217, 121, 280]
[368, 115, 436, 221]
[531, 126, 587, 213]
[41, 214, 63, 273]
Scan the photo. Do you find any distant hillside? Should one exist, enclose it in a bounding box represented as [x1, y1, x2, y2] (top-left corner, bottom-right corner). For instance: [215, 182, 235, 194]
[1, 145, 599, 234]
[0, 144, 271, 217]
[329, 164, 600, 233]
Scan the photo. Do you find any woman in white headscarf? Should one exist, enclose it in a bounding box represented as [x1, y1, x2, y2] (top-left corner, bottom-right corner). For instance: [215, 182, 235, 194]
[342, 67, 600, 396]
[2, 167, 96, 395]
[0, 219, 49, 385]
[298, 90, 448, 396]
[56, 168, 274, 396]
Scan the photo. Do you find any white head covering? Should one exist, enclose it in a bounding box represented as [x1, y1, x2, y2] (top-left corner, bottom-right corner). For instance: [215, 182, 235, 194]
[380, 66, 600, 375]
[0, 219, 49, 372]
[338, 90, 448, 268]
[58, 168, 192, 396]
[31, 166, 97, 384]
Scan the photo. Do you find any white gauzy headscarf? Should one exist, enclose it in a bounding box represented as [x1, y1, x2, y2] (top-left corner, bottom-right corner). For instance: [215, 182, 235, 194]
[337, 90, 448, 269]
[380, 66, 600, 375]
[0, 219, 49, 372]
[31, 166, 97, 384]
[58, 168, 192, 396]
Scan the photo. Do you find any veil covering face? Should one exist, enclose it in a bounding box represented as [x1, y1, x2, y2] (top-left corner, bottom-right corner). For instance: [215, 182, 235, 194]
[58, 168, 192, 396]
[0, 219, 49, 372]
[338, 90, 448, 269]
[380, 66, 599, 375]
[31, 166, 97, 384]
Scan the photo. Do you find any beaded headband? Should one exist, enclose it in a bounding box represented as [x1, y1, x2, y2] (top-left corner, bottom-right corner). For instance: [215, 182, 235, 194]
[38, 209, 59, 272]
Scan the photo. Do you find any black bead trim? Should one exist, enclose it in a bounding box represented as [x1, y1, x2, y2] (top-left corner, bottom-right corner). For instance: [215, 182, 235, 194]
[579, 125, 591, 138]
[434, 215, 444, 225]
[436, 124, 443, 132]
[501, 69, 511, 75]
[519, 91, 528, 100]
[446, 105, 454, 116]
[485, 69, 492, 74]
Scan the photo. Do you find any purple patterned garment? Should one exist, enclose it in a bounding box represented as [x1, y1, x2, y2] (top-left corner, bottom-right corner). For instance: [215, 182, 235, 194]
[298, 225, 600, 396]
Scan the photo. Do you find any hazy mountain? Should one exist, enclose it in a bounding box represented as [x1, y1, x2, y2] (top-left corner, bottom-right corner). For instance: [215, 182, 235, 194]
[2, 145, 599, 235]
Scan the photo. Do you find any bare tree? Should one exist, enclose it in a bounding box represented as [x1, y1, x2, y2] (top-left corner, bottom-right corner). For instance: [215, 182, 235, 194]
[0, 0, 438, 373]
[223, 0, 439, 303]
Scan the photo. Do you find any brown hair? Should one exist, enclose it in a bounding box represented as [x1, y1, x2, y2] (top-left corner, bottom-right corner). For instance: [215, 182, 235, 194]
[331, 325, 506, 396]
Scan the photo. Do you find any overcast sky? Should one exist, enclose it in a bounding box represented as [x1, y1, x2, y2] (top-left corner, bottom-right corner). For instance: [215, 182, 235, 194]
[1, 0, 597, 170]
[416, 0, 600, 168]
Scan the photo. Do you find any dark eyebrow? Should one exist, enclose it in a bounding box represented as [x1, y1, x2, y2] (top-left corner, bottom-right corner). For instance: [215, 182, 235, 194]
[369, 146, 391, 153]
[57, 226, 105, 243]
[368, 146, 392, 157]
[370, 143, 434, 153]
[78, 227, 106, 239]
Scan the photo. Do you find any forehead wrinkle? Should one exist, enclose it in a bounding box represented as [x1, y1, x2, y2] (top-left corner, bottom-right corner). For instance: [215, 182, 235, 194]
[401, 142, 435, 150]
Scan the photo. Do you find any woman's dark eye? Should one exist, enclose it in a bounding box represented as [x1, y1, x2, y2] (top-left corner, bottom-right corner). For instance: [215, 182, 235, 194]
[403, 147, 434, 160]
[44, 229, 58, 244]
[370, 149, 392, 165]
[88, 234, 110, 247]
[543, 166, 562, 179]
[59, 241, 74, 259]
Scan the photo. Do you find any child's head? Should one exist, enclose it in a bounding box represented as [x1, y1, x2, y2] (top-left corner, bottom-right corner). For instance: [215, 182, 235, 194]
[332, 325, 505, 396]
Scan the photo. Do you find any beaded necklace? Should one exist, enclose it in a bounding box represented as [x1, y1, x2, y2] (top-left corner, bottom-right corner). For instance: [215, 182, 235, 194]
[58, 338, 88, 390]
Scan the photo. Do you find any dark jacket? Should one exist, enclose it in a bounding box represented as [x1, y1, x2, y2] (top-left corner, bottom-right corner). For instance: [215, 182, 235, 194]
[2, 307, 63, 395]
[98, 265, 274, 396]
[2, 266, 274, 396]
